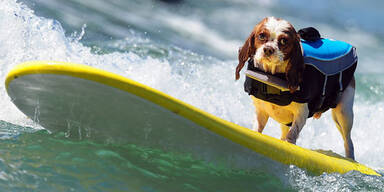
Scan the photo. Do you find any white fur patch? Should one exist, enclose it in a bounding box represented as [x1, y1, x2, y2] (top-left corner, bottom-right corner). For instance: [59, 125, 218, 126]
[264, 17, 291, 40]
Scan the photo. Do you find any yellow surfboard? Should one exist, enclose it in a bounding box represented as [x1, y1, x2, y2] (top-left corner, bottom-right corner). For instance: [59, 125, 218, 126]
[5, 61, 380, 176]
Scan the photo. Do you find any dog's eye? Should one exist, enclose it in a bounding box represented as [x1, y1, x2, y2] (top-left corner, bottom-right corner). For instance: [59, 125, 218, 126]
[259, 33, 266, 41]
[279, 38, 287, 46]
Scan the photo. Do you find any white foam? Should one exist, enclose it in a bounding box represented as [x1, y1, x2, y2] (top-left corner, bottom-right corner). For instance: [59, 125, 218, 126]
[162, 15, 241, 58]
[0, 1, 248, 126]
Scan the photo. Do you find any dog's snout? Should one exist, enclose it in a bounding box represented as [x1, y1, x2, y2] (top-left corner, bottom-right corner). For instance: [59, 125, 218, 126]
[263, 46, 275, 56]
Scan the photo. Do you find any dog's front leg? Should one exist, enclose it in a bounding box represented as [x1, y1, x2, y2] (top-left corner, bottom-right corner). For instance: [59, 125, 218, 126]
[251, 96, 269, 132]
[286, 103, 309, 144]
[253, 108, 269, 133]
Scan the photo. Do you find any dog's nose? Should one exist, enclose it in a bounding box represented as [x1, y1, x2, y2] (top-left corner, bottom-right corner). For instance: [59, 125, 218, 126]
[263, 46, 275, 56]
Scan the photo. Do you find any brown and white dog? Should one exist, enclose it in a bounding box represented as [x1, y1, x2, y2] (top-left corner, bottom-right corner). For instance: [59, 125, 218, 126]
[235, 17, 355, 160]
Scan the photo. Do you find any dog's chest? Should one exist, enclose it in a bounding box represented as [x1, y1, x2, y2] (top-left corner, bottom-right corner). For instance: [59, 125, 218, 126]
[252, 96, 298, 124]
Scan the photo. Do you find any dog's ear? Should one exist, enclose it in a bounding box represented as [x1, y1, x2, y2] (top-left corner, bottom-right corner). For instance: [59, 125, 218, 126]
[285, 34, 304, 93]
[236, 32, 256, 80]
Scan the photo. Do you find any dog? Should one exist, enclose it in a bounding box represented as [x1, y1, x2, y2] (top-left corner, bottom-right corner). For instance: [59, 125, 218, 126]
[235, 17, 355, 160]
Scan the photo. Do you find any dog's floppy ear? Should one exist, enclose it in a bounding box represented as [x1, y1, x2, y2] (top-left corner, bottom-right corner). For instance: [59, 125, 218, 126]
[285, 34, 304, 93]
[236, 32, 256, 80]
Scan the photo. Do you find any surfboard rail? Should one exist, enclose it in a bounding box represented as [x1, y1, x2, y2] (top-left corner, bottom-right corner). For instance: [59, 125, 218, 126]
[5, 61, 380, 176]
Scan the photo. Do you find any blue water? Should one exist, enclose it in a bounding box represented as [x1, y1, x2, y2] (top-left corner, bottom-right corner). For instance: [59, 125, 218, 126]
[1, 0, 384, 191]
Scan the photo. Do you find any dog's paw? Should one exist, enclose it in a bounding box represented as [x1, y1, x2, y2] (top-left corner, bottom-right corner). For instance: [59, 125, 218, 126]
[286, 130, 298, 144]
[286, 137, 297, 145]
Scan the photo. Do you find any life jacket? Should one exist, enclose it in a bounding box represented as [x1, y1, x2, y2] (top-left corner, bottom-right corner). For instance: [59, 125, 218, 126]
[244, 38, 357, 118]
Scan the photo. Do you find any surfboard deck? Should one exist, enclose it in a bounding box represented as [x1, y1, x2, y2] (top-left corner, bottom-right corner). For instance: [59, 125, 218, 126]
[5, 61, 380, 176]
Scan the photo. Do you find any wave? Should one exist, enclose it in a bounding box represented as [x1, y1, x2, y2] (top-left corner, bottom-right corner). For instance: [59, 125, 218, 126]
[1, 1, 384, 191]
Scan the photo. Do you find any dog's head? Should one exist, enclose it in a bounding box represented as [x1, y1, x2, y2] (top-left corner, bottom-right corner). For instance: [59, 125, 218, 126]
[236, 17, 304, 93]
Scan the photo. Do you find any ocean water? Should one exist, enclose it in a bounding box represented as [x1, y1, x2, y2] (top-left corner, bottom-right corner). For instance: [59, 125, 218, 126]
[1, 0, 384, 191]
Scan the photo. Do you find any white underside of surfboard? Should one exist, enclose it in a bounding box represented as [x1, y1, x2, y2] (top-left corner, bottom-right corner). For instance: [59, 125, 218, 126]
[7, 73, 284, 173]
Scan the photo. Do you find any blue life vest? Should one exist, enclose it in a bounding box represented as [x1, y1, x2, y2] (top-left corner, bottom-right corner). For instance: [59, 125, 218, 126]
[244, 38, 357, 118]
[302, 38, 357, 76]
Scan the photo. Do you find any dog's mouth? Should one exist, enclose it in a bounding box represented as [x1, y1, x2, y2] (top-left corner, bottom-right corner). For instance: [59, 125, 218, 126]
[254, 55, 286, 74]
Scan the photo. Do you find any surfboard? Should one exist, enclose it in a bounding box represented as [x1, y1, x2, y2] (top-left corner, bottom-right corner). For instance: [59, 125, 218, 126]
[5, 61, 380, 176]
